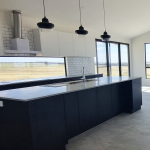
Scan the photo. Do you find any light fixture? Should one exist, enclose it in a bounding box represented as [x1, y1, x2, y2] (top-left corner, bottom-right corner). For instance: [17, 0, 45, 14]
[75, 0, 88, 37]
[101, 0, 111, 41]
[37, 0, 54, 29]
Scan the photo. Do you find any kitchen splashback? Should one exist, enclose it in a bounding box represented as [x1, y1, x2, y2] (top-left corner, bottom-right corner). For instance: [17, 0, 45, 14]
[1, 24, 35, 52]
[66, 57, 94, 76]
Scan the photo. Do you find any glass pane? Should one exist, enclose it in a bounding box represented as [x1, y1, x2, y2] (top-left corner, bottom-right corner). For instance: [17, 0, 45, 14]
[146, 44, 150, 67]
[120, 44, 129, 76]
[109, 43, 119, 76]
[94, 57, 97, 74]
[98, 67, 107, 76]
[96, 42, 107, 76]
[0, 57, 66, 82]
[146, 68, 150, 78]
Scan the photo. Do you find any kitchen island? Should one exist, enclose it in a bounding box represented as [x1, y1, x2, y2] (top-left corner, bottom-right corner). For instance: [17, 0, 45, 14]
[0, 76, 142, 150]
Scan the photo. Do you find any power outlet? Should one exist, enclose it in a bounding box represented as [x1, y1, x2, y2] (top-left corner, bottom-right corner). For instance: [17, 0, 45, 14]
[0, 101, 3, 107]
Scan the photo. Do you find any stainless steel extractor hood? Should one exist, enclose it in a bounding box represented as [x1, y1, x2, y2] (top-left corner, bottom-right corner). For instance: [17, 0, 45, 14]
[10, 10, 30, 51]
[4, 10, 42, 56]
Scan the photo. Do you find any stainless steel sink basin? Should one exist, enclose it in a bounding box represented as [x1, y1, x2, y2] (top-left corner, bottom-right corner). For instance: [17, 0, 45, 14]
[41, 78, 99, 87]
[68, 78, 99, 84]
[86, 78, 99, 81]
[41, 83, 67, 87]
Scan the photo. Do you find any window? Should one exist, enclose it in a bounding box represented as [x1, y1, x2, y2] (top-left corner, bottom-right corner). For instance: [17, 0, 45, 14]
[145, 43, 150, 78]
[96, 42, 108, 76]
[96, 40, 130, 77]
[0, 57, 66, 82]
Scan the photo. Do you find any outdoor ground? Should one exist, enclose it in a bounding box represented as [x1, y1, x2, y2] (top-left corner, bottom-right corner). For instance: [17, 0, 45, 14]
[96, 66, 129, 77]
[0, 63, 65, 82]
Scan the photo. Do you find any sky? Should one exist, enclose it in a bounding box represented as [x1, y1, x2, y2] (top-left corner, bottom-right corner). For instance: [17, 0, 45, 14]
[0, 57, 65, 63]
[96, 42, 128, 64]
[146, 44, 150, 62]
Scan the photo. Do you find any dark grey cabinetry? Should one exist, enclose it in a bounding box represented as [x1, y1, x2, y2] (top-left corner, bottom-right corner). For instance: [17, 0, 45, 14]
[0, 100, 33, 150]
[97, 85, 112, 123]
[111, 83, 123, 117]
[29, 95, 67, 150]
[121, 79, 142, 113]
[78, 88, 98, 132]
[0, 78, 142, 150]
[64, 92, 80, 139]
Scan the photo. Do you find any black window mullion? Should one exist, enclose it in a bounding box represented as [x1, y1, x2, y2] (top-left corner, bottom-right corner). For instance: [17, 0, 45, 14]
[127, 44, 131, 77]
[64, 57, 67, 76]
[118, 43, 122, 76]
[106, 41, 110, 76]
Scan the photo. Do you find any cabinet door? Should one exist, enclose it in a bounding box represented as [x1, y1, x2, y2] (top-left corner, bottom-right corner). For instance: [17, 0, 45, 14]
[78, 88, 98, 132]
[40, 31, 60, 56]
[85, 37, 96, 57]
[111, 83, 123, 117]
[97, 85, 112, 123]
[58, 32, 74, 56]
[29, 95, 67, 150]
[64, 92, 80, 139]
[72, 35, 86, 56]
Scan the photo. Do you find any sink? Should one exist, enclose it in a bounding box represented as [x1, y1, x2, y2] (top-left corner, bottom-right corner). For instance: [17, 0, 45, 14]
[41, 78, 99, 87]
[68, 78, 99, 84]
[41, 83, 67, 87]
[86, 78, 99, 82]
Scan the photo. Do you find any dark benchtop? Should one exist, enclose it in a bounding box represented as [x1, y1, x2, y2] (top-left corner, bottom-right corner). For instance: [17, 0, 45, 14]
[0, 76, 141, 102]
[0, 74, 103, 91]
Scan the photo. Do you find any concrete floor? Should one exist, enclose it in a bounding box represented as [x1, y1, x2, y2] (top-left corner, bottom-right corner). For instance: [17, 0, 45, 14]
[66, 86, 150, 150]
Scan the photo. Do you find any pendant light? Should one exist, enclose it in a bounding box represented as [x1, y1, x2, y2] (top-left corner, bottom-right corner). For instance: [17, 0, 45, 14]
[101, 0, 111, 41]
[75, 0, 88, 37]
[37, 0, 54, 29]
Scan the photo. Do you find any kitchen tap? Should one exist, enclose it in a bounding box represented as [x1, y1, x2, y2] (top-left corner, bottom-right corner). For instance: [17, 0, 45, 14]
[81, 67, 86, 81]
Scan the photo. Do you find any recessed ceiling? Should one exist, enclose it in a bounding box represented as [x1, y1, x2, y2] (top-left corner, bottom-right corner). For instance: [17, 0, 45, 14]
[0, 0, 150, 39]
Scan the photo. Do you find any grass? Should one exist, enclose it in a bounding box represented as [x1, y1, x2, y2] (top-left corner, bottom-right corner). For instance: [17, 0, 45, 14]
[0, 63, 66, 82]
[96, 66, 129, 76]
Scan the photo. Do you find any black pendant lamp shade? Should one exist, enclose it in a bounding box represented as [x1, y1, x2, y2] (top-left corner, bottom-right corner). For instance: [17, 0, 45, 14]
[75, 25, 88, 35]
[37, 0, 54, 29]
[37, 17, 54, 29]
[101, 0, 111, 41]
[101, 31, 111, 41]
[75, 0, 88, 36]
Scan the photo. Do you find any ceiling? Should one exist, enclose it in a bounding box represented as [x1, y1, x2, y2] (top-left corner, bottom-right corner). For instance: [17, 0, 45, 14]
[0, 0, 150, 39]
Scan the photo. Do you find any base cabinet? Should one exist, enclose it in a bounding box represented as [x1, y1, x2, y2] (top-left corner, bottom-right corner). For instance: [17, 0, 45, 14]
[78, 89, 98, 132]
[111, 83, 123, 117]
[29, 95, 67, 150]
[97, 85, 112, 123]
[64, 92, 80, 139]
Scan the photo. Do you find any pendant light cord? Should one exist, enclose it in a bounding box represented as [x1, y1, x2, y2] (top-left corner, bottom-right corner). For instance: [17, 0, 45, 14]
[43, 0, 46, 17]
[79, 0, 82, 26]
[103, 0, 106, 31]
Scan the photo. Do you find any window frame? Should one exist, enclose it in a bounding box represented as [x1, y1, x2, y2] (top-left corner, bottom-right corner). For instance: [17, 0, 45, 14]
[0, 56, 67, 81]
[95, 39, 130, 77]
[145, 43, 150, 79]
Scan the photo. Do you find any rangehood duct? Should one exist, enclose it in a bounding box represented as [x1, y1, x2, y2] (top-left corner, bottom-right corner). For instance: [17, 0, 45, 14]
[4, 10, 42, 56]
[12, 10, 22, 39]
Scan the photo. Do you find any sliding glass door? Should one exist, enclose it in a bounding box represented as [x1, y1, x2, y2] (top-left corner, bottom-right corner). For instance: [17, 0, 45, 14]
[120, 44, 130, 76]
[109, 43, 120, 76]
[96, 40, 130, 77]
[96, 42, 108, 76]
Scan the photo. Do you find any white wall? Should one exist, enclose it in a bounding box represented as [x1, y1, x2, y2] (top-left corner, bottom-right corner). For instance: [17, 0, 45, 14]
[131, 31, 150, 85]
